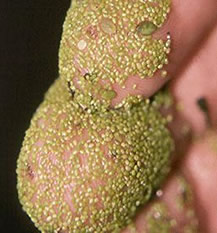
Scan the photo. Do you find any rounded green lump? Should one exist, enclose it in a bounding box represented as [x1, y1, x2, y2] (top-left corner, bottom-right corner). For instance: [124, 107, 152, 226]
[17, 78, 174, 233]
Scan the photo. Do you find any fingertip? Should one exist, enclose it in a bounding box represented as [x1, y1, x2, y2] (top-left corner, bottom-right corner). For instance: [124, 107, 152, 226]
[111, 74, 169, 107]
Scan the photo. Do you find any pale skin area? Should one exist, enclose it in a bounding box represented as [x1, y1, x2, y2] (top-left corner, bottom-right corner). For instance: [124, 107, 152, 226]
[121, 8, 217, 233]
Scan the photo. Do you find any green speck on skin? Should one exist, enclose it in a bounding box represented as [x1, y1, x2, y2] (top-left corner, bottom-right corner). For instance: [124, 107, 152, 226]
[136, 21, 158, 36]
[176, 176, 193, 211]
[100, 17, 116, 35]
[146, 202, 175, 233]
[101, 89, 117, 100]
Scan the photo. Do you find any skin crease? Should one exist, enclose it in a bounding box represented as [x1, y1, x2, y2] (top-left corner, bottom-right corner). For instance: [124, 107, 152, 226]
[17, 0, 217, 232]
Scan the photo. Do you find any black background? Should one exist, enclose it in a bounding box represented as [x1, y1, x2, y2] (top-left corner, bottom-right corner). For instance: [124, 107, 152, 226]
[0, 1, 71, 232]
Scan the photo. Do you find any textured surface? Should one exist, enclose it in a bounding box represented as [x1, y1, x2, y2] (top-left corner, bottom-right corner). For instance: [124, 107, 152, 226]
[59, 0, 171, 108]
[17, 78, 173, 233]
[16, 0, 174, 232]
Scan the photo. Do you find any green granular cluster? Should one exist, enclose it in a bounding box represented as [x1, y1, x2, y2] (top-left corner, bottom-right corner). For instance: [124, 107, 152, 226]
[17, 0, 174, 232]
[59, 0, 171, 108]
[17, 78, 174, 233]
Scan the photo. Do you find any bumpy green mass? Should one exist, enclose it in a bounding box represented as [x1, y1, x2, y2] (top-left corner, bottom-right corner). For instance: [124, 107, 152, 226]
[17, 78, 174, 233]
[17, 0, 174, 232]
[59, 0, 171, 108]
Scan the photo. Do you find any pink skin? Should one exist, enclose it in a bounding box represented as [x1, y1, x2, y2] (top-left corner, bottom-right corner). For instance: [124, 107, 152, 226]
[183, 131, 217, 233]
[173, 25, 217, 233]
[171, 25, 217, 135]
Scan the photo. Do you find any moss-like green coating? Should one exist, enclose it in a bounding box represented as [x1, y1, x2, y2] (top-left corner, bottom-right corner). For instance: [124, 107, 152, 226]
[17, 0, 174, 232]
[17, 78, 174, 233]
[59, 0, 171, 108]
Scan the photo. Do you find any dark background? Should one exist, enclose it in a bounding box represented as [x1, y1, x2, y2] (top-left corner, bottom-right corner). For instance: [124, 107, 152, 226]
[0, 0, 71, 232]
